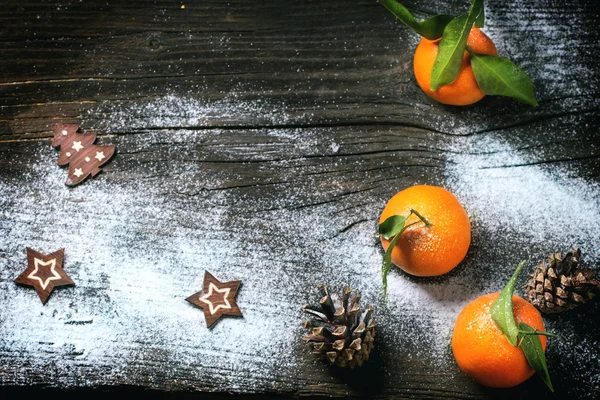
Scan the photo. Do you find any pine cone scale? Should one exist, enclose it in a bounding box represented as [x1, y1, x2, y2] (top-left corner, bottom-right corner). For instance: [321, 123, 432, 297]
[525, 249, 599, 313]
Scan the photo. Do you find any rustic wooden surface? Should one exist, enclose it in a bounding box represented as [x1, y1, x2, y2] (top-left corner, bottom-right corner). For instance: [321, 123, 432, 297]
[1, 0, 599, 399]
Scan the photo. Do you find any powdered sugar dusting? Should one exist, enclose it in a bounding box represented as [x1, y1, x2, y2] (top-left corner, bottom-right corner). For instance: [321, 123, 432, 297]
[2, 86, 599, 397]
[447, 135, 600, 249]
[0, 144, 301, 391]
[87, 93, 290, 132]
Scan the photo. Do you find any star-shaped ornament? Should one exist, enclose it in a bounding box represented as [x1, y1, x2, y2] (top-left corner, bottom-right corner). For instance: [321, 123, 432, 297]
[72, 141, 84, 152]
[14, 248, 75, 304]
[186, 271, 242, 328]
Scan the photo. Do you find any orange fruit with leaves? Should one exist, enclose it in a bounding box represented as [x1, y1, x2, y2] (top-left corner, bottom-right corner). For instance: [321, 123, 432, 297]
[380, 0, 537, 106]
[414, 27, 497, 105]
[452, 293, 547, 388]
[378, 185, 471, 277]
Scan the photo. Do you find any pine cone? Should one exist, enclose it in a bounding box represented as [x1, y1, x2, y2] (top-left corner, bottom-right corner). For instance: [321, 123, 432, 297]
[525, 249, 599, 313]
[302, 285, 375, 368]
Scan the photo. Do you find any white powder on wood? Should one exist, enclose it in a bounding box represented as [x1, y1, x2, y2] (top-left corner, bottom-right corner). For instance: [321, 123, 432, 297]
[2, 33, 599, 395]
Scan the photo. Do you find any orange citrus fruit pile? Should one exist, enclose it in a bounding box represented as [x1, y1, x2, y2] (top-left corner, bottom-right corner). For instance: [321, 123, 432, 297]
[452, 293, 547, 388]
[379, 185, 471, 276]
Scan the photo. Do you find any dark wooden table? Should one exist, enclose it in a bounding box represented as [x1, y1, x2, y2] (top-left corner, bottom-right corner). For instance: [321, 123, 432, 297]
[1, 1, 599, 399]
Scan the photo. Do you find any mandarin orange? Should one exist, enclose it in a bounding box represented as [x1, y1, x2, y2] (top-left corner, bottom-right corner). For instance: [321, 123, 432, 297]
[452, 293, 547, 388]
[413, 26, 498, 105]
[379, 185, 470, 277]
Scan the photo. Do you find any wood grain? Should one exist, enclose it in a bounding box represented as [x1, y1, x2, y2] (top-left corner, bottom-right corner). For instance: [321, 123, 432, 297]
[1, 0, 599, 399]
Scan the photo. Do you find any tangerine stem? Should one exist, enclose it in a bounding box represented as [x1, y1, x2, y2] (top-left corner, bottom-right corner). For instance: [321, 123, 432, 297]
[401, 220, 423, 231]
[518, 330, 559, 339]
[409, 208, 431, 227]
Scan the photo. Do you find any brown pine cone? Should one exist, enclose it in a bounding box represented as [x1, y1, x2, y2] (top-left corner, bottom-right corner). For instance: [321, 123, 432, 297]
[525, 249, 599, 313]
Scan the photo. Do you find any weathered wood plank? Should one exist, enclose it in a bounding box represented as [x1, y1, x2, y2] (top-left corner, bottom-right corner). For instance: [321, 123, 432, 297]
[1, 0, 599, 138]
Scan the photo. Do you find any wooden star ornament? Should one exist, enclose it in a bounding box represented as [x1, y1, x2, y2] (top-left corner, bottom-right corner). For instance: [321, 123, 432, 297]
[14, 248, 75, 304]
[186, 271, 243, 328]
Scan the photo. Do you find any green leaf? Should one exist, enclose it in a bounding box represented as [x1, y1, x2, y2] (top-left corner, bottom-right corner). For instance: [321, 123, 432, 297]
[379, 209, 430, 298]
[429, 14, 470, 90]
[429, 14, 469, 90]
[382, 231, 403, 298]
[490, 260, 526, 346]
[429, 0, 482, 90]
[470, 54, 538, 106]
[490, 262, 555, 391]
[471, 0, 484, 28]
[518, 322, 554, 392]
[378, 215, 407, 240]
[379, 0, 453, 40]
[470, 0, 484, 28]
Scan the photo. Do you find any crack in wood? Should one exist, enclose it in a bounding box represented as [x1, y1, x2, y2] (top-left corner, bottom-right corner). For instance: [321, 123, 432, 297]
[332, 219, 370, 238]
[0, 71, 267, 86]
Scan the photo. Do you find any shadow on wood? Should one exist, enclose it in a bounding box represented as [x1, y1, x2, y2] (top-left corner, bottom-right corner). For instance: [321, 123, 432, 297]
[328, 345, 386, 396]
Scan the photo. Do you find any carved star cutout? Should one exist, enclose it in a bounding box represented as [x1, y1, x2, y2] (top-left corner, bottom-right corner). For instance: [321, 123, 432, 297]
[186, 271, 242, 328]
[73, 168, 84, 178]
[95, 151, 106, 161]
[14, 248, 75, 304]
[72, 141, 84, 152]
[199, 282, 231, 315]
[29, 258, 61, 290]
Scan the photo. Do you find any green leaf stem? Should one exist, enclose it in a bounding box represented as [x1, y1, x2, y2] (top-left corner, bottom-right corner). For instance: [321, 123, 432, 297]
[379, 0, 453, 40]
[378, 209, 430, 298]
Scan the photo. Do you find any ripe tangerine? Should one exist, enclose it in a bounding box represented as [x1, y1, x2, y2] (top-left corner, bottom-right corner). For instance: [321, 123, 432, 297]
[452, 293, 547, 388]
[413, 27, 498, 105]
[379, 185, 470, 277]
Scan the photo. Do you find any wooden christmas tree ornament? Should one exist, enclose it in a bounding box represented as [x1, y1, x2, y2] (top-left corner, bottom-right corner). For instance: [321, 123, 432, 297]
[186, 271, 243, 328]
[14, 248, 75, 304]
[52, 123, 115, 186]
